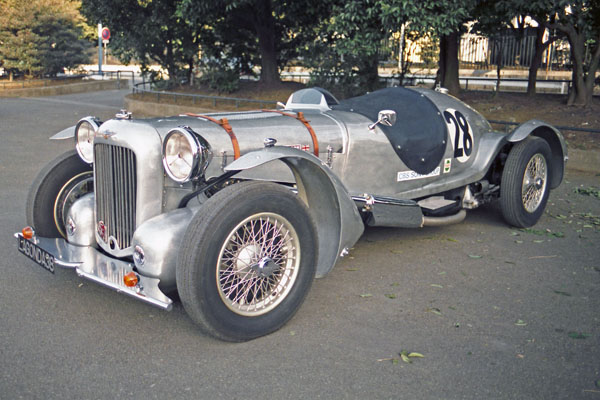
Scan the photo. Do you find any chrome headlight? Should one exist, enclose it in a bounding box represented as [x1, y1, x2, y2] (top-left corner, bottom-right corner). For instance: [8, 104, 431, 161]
[162, 127, 212, 183]
[74, 117, 101, 164]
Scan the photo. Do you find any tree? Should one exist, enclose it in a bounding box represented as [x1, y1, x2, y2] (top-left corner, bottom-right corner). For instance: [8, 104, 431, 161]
[473, 1, 524, 94]
[0, 0, 90, 79]
[548, 0, 600, 106]
[519, 1, 562, 96]
[303, 0, 388, 97]
[179, 0, 332, 86]
[379, 0, 477, 95]
[473, 0, 564, 96]
[81, 0, 202, 84]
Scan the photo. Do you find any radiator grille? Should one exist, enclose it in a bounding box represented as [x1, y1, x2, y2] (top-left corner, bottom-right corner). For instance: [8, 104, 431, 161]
[94, 143, 137, 251]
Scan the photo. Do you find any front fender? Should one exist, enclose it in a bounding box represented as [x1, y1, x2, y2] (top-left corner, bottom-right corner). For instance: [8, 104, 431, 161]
[507, 119, 568, 189]
[225, 147, 364, 278]
[50, 125, 76, 140]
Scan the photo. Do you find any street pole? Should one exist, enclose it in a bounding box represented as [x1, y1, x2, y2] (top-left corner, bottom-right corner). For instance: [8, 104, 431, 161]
[98, 22, 103, 76]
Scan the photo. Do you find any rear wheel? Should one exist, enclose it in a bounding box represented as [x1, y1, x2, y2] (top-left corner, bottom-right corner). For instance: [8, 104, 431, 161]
[26, 150, 93, 238]
[177, 181, 318, 342]
[500, 137, 551, 228]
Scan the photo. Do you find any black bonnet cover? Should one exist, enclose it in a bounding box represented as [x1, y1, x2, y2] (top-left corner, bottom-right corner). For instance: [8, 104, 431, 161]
[333, 87, 447, 175]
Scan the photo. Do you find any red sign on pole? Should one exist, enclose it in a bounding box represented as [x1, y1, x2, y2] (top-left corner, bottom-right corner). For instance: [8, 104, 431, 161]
[101, 27, 110, 41]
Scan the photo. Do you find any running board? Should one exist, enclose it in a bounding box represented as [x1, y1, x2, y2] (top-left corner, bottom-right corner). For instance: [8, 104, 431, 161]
[353, 194, 423, 228]
[353, 194, 467, 228]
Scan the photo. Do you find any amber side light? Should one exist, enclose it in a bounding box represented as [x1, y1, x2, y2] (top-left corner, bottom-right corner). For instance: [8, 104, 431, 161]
[123, 271, 139, 288]
[22, 226, 34, 239]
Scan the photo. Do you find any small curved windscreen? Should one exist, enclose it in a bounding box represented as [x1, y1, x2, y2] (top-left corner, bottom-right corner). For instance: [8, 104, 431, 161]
[286, 87, 339, 110]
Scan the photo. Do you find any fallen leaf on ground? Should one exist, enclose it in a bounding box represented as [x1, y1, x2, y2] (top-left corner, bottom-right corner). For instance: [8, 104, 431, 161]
[568, 331, 591, 339]
[553, 290, 572, 296]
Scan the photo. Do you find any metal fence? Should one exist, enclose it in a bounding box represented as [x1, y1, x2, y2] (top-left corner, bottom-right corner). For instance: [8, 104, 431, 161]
[281, 72, 572, 94]
[382, 30, 572, 70]
[0, 70, 135, 90]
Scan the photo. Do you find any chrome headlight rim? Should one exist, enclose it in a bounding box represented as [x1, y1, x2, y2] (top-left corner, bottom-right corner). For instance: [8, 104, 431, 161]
[162, 126, 212, 183]
[74, 117, 101, 164]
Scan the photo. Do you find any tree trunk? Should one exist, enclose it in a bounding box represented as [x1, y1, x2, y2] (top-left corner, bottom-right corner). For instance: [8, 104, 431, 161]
[188, 58, 194, 86]
[527, 26, 546, 96]
[567, 33, 587, 106]
[363, 55, 380, 92]
[439, 32, 461, 95]
[165, 34, 177, 85]
[584, 35, 600, 105]
[495, 39, 503, 94]
[252, 0, 280, 85]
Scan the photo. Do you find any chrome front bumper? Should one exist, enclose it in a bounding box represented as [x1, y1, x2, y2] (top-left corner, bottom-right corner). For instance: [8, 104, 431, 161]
[15, 233, 173, 310]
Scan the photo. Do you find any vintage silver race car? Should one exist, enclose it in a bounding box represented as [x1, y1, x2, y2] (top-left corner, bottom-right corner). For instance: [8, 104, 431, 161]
[15, 86, 567, 341]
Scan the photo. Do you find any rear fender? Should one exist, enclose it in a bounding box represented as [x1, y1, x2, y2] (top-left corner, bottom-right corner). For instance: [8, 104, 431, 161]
[507, 120, 567, 189]
[225, 147, 364, 278]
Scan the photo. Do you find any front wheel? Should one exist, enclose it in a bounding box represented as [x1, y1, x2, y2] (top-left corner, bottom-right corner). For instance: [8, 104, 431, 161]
[177, 181, 318, 342]
[500, 137, 552, 228]
[26, 150, 93, 238]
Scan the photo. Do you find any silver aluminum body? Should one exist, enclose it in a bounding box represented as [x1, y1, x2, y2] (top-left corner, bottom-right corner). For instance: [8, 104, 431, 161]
[22, 87, 567, 311]
[225, 147, 364, 278]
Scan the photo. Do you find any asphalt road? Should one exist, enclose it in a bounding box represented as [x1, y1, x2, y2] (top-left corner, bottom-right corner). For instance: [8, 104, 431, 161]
[1, 90, 599, 399]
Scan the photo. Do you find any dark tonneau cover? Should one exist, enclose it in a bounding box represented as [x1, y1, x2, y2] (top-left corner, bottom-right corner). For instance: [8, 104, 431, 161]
[334, 87, 447, 174]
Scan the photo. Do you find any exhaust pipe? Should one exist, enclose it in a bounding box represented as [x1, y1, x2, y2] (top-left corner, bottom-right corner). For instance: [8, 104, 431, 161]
[422, 209, 467, 227]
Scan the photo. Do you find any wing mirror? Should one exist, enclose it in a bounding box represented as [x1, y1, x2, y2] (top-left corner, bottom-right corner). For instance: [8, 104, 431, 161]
[368, 110, 397, 131]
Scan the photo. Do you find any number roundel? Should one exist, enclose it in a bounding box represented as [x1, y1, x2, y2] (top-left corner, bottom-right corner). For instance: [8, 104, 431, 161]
[444, 109, 474, 163]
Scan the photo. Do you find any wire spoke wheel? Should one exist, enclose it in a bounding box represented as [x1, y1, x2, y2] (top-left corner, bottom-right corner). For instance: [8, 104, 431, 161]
[177, 181, 317, 341]
[53, 171, 94, 237]
[500, 137, 552, 228]
[217, 213, 300, 316]
[521, 153, 547, 213]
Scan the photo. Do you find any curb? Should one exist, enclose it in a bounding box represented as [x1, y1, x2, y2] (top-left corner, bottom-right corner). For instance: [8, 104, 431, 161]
[0, 79, 129, 98]
[567, 149, 600, 174]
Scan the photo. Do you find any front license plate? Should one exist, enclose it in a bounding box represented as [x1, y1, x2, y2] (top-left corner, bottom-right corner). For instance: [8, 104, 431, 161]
[17, 235, 55, 273]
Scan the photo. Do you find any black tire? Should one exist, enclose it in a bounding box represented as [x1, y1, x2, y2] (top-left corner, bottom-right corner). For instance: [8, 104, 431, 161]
[500, 137, 552, 228]
[26, 149, 93, 238]
[176, 181, 318, 342]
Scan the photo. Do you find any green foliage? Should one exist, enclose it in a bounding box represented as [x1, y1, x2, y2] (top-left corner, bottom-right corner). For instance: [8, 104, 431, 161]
[303, 0, 386, 97]
[197, 60, 240, 94]
[81, 0, 201, 84]
[378, 0, 475, 36]
[178, 0, 332, 85]
[574, 186, 600, 198]
[303, 0, 478, 97]
[0, 0, 91, 78]
[547, 0, 600, 105]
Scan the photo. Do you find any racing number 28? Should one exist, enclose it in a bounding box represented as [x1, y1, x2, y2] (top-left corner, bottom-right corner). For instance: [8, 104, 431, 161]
[444, 109, 473, 163]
